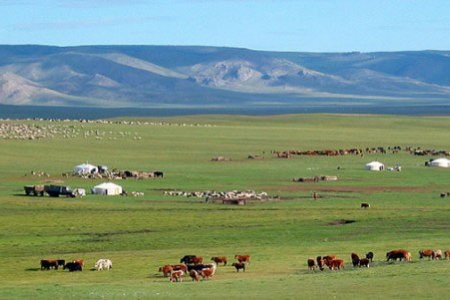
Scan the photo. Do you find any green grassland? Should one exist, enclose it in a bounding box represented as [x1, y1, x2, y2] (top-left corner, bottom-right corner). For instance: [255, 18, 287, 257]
[0, 114, 449, 299]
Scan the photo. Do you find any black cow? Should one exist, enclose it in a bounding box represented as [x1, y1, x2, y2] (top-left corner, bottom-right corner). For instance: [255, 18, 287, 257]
[366, 252, 374, 262]
[153, 171, 164, 178]
[64, 262, 83, 272]
[180, 255, 196, 264]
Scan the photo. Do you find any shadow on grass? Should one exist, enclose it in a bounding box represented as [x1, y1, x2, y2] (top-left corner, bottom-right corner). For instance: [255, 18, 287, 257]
[25, 268, 42, 272]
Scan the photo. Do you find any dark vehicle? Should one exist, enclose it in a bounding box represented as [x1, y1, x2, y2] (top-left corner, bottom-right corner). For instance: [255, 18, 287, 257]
[44, 185, 74, 197]
[24, 185, 45, 196]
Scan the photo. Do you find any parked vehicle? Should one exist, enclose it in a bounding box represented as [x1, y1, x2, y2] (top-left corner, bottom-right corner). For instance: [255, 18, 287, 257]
[44, 185, 74, 197]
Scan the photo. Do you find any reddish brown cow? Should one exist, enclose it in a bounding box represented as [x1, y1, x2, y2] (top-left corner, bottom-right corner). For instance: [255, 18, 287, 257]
[329, 259, 345, 270]
[211, 256, 227, 266]
[419, 249, 435, 260]
[189, 270, 200, 282]
[235, 255, 250, 263]
[200, 268, 214, 280]
[40, 259, 59, 270]
[159, 265, 173, 277]
[351, 253, 360, 267]
[445, 250, 450, 259]
[73, 259, 85, 267]
[386, 249, 411, 262]
[307, 259, 316, 271]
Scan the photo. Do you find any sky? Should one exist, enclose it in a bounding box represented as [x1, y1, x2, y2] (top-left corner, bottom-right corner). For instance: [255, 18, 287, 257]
[0, 0, 449, 52]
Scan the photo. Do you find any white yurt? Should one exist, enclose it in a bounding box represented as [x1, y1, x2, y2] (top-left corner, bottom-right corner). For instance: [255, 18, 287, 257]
[92, 182, 123, 196]
[365, 161, 385, 171]
[429, 158, 450, 168]
[74, 163, 98, 175]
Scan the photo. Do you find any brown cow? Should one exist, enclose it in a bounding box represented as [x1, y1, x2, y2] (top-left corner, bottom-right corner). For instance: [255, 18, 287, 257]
[200, 268, 214, 280]
[419, 249, 435, 260]
[40, 259, 59, 270]
[307, 258, 316, 271]
[211, 256, 227, 266]
[73, 259, 85, 267]
[445, 250, 450, 259]
[232, 262, 246, 272]
[359, 258, 370, 268]
[235, 255, 250, 263]
[329, 259, 345, 270]
[191, 256, 203, 264]
[189, 270, 201, 282]
[159, 265, 173, 277]
[169, 270, 184, 282]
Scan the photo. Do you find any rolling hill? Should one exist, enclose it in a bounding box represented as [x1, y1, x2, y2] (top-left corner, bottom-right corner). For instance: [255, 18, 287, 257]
[0, 45, 449, 108]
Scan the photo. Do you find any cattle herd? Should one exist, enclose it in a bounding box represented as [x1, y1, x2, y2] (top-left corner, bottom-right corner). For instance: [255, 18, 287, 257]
[40, 258, 112, 272]
[307, 248, 450, 272]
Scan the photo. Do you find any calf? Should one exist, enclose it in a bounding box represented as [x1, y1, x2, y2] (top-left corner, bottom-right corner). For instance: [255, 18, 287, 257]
[235, 255, 250, 264]
[169, 270, 184, 282]
[351, 253, 360, 267]
[365, 251, 374, 262]
[211, 256, 227, 266]
[359, 258, 370, 268]
[307, 258, 316, 271]
[232, 262, 246, 272]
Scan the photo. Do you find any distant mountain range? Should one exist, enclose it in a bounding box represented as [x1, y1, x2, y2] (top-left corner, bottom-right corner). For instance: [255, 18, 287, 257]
[1, 45, 450, 108]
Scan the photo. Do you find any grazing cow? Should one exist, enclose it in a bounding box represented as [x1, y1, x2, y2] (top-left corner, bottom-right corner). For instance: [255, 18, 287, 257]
[40, 259, 59, 270]
[434, 250, 443, 260]
[419, 249, 435, 260]
[361, 203, 370, 209]
[73, 259, 85, 267]
[307, 258, 316, 271]
[189, 270, 200, 282]
[159, 265, 173, 277]
[94, 259, 112, 271]
[153, 171, 164, 178]
[171, 264, 188, 272]
[316, 256, 324, 271]
[359, 258, 370, 268]
[235, 255, 250, 264]
[329, 259, 345, 270]
[386, 249, 411, 262]
[180, 255, 197, 264]
[351, 253, 360, 267]
[169, 270, 184, 282]
[365, 252, 374, 262]
[445, 250, 450, 259]
[64, 261, 83, 272]
[56, 259, 65, 267]
[211, 256, 227, 266]
[200, 268, 215, 280]
[232, 262, 246, 272]
[187, 263, 216, 272]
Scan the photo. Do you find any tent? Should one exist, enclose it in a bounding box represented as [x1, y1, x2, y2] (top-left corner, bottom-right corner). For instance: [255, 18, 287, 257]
[429, 158, 450, 168]
[365, 161, 385, 171]
[74, 163, 98, 175]
[92, 182, 123, 196]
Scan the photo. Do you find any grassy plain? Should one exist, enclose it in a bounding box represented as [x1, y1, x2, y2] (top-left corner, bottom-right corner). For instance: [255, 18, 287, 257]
[0, 114, 449, 299]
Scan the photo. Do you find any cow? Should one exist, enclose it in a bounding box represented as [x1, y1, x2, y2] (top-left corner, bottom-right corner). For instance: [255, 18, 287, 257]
[40, 259, 59, 270]
[64, 261, 83, 272]
[169, 270, 184, 282]
[56, 260, 65, 267]
[180, 255, 197, 264]
[419, 249, 435, 260]
[73, 259, 85, 267]
[351, 253, 360, 267]
[153, 171, 164, 178]
[191, 256, 203, 264]
[322, 255, 337, 268]
[329, 259, 345, 270]
[159, 265, 173, 277]
[316, 256, 324, 271]
[386, 250, 411, 262]
[359, 258, 370, 268]
[434, 250, 443, 260]
[307, 258, 316, 271]
[235, 255, 250, 264]
[211, 256, 227, 266]
[189, 270, 201, 282]
[187, 263, 216, 272]
[200, 268, 214, 280]
[361, 203, 370, 209]
[445, 250, 450, 259]
[365, 252, 374, 262]
[94, 259, 112, 271]
[232, 262, 246, 272]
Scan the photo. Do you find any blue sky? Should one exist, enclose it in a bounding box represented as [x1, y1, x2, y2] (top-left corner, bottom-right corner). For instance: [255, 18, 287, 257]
[0, 0, 449, 52]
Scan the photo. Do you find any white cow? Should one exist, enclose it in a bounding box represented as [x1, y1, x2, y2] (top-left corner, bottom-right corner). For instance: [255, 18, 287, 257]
[94, 259, 112, 271]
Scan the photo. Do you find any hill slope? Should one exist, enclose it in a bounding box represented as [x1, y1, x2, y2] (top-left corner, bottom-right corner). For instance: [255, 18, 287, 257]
[0, 45, 449, 107]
